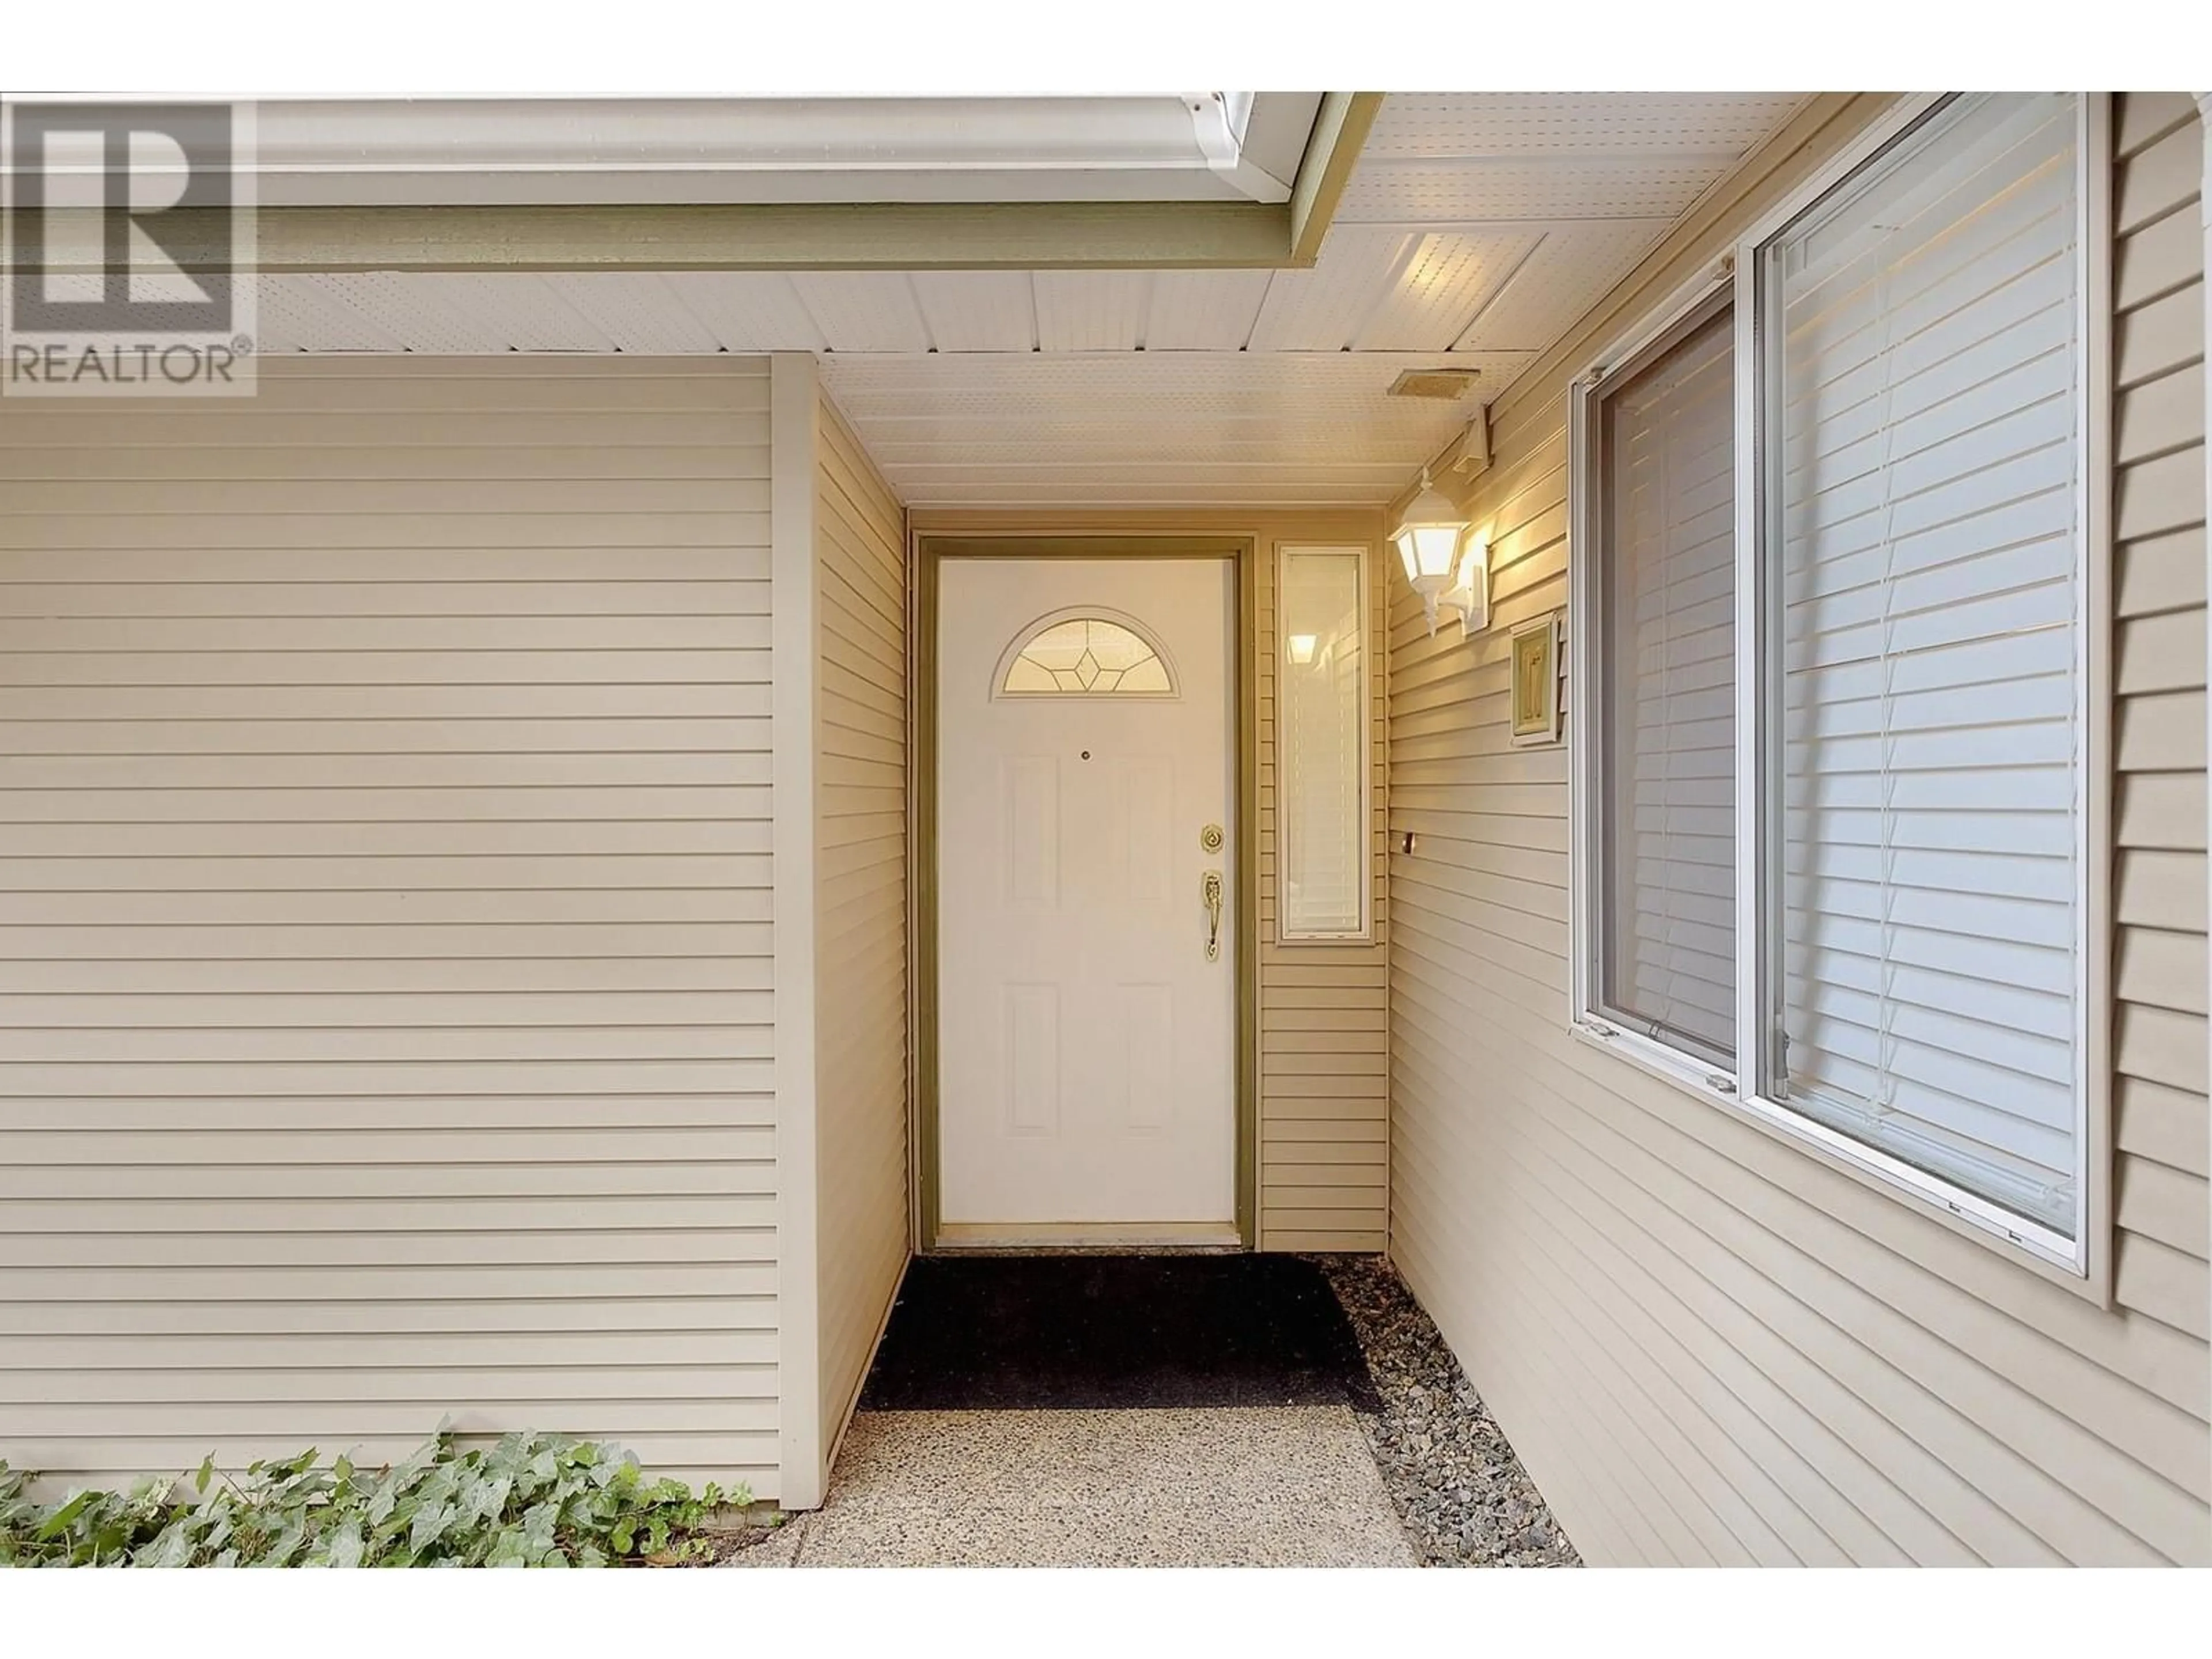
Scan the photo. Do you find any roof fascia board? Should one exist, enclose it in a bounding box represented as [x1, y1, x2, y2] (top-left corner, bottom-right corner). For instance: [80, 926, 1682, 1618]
[1289, 92, 1385, 264]
[58, 198, 1289, 272]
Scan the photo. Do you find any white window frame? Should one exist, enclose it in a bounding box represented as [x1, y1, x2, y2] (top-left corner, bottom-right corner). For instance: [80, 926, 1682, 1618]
[1567, 93, 2110, 1281]
[1567, 257, 1743, 1105]
[1732, 92, 2107, 1277]
[1275, 541, 1374, 943]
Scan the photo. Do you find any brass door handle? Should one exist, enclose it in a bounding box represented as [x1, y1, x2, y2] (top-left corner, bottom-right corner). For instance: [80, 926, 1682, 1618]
[1201, 869, 1224, 962]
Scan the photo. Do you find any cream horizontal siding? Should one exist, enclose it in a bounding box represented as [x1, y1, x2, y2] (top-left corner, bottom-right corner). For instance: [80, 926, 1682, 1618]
[1386, 94, 2212, 1565]
[1259, 524, 1391, 1250]
[809, 391, 911, 1479]
[2111, 93, 2210, 1354]
[0, 357, 781, 1496]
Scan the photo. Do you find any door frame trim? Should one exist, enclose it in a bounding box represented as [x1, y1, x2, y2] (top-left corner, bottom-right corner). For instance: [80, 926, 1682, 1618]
[913, 533, 1261, 1251]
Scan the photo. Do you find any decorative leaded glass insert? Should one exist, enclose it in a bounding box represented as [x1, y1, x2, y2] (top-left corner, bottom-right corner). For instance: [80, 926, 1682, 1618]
[998, 613, 1175, 696]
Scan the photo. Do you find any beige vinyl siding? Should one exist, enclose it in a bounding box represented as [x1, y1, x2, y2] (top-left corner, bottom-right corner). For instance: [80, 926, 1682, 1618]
[0, 357, 781, 1496]
[1386, 94, 2212, 1565]
[2111, 93, 2210, 1347]
[1258, 526, 1391, 1250]
[809, 391, 910, 1476]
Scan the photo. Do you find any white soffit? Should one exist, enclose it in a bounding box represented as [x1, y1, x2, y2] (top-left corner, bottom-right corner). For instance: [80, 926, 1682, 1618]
[233, 93, 1321, 206]
[1338, 90, 1811, 220]
[817, 351, 1536, 507]
[249, 92, 1812, 506]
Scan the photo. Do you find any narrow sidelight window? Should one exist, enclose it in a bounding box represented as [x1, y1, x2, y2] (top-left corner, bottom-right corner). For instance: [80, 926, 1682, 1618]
[1278, 545, 1370, 940]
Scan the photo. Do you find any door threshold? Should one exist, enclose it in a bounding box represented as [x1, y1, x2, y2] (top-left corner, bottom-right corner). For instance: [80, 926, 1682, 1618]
[932, 1221, 1244, 1253]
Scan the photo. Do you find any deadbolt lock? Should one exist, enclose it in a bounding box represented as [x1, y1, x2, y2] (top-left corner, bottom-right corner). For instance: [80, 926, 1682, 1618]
[1199, 823, 1225, 853]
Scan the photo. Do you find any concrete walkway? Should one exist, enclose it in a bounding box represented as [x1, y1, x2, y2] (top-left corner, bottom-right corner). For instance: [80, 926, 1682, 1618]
[743, 1405, 1415, 1568]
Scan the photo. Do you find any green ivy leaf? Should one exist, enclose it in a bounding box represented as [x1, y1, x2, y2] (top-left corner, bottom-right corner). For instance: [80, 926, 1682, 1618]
[407, 1501, 454, 1555]
[35, 1491, 94, 1540]
[2, 1432, 719, 1571]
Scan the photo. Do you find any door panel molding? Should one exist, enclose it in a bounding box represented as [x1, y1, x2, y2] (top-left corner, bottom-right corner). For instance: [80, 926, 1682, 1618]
[914, 534, 1260, 1250]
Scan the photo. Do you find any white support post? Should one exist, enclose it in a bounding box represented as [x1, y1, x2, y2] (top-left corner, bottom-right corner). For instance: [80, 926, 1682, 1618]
[769, 354, 824, 1510]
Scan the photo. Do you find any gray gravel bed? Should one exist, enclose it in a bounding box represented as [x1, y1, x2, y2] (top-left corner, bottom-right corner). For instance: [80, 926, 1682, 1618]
[1312, 1253, 1581, 1568]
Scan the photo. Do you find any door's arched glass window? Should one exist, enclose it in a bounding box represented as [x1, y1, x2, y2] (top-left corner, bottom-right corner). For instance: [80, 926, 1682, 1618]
[995, 610, 1177, 698]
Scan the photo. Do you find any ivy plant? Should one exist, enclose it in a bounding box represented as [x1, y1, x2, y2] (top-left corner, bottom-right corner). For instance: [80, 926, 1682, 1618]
[0, 1430, 756, 1568]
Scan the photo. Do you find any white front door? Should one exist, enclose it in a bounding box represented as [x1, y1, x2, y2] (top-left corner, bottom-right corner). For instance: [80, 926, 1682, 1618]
[938, 556, 1236, 1233]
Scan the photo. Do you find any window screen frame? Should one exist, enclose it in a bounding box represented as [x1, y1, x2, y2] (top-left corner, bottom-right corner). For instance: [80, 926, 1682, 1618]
[1275, 541, 1374, 944]
[1567, 263, 1744, 1104]
[1729, 91, 2109, 1279]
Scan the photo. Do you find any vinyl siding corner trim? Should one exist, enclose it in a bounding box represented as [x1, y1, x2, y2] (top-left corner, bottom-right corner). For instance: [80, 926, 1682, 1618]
[769, 353, 825, 1509]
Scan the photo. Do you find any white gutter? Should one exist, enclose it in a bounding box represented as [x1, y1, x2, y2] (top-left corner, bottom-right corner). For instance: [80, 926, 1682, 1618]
[18, 93, 1315, 207]
[1186, 91, 1318, 203]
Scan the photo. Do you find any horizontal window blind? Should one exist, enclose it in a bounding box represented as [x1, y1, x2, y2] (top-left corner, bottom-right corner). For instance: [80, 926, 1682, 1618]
[1597, 300, 1737, 1065]
[1764, 92, 2083, 1237]
[1279, 548, 1368, 938]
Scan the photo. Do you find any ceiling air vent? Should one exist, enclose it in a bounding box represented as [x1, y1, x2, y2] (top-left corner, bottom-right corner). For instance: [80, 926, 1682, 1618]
[1386, 366, 1480, 402]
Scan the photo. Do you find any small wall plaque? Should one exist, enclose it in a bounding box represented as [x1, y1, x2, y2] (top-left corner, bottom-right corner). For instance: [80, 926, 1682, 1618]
[1508, 610, 1565, 748]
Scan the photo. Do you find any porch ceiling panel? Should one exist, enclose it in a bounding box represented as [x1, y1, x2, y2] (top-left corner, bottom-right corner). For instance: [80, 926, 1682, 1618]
[1143, 270, 1276, 351]
[787, 273, 936, 354]
[402, 272, 621, 351]
[657, 274, 828, 352]
[1354, 91, 1813, 160]
[1338, 156, 1756, 224]
[1340, 89, 1813, 227]
[908, 272, 1038, 352]
[256, 275, 414, 353]
[248, 92, 1810, 507]
[1033, 271, 1158, 352]
[1446, 219, 1681, 354]
[290, 273, 516, 355]
[815, 351, 1533, 507]
[1359, 230, 1546, 352]
[552, 272, 727, 353]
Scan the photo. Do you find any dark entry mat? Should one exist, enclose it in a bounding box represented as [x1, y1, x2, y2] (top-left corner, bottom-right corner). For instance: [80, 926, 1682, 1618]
[857, 1253, 1381, 1414]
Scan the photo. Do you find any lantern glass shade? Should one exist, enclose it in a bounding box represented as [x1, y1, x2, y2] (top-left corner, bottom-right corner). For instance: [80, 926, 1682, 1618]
[1395, 520, 1465, 584]
[1286, 632, 1318, 665]
[1391, 472, 1471, 588]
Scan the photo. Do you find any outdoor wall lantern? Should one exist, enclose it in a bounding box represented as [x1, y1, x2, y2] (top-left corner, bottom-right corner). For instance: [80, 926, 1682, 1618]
[1391, 468, 1488, 638]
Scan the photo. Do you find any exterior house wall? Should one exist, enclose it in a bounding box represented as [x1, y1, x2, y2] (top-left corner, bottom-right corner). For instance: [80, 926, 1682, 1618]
[807, 389, 911, 1492]
[0, 358, 783, 1496]
[2111, 91, 2210, 1362]
[909, 509, 1389, 1249]
[1258, 522, 1392, 1250]
[1384, 93, 2212, 1565]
